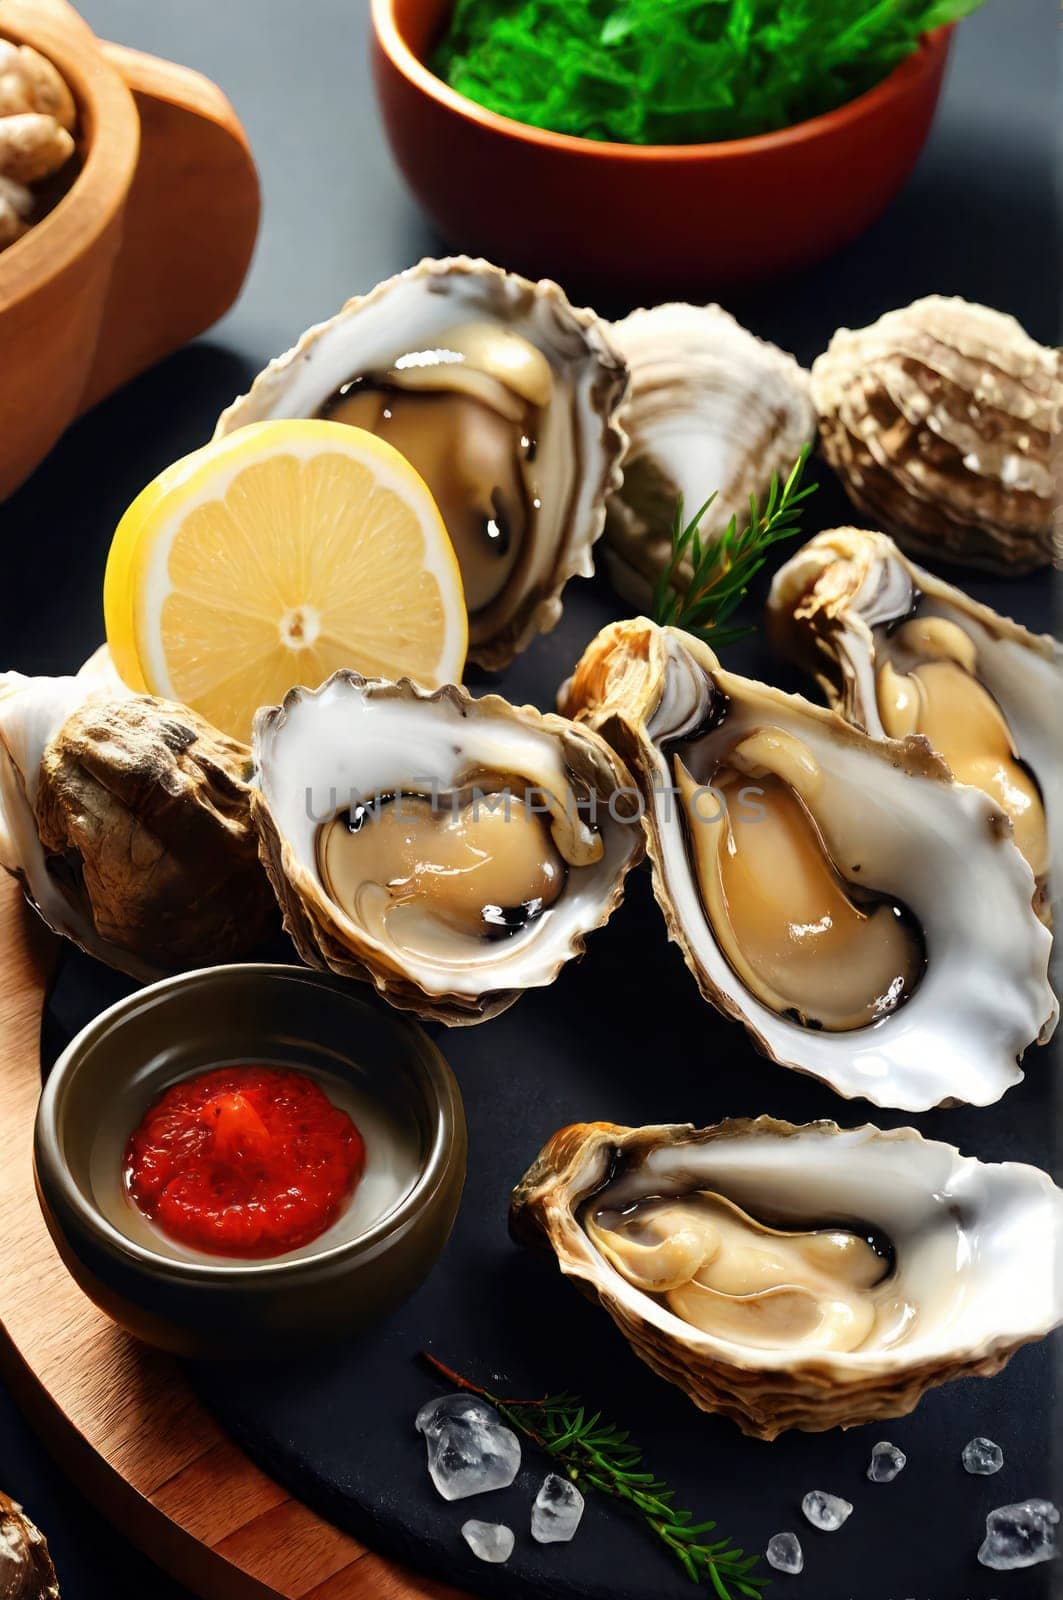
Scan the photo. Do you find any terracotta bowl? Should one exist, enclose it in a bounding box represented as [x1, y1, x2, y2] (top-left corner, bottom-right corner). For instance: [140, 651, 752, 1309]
[0, 0, 259, 501]
[34, 964, 467, 1358]
[372, 0, 953, 294]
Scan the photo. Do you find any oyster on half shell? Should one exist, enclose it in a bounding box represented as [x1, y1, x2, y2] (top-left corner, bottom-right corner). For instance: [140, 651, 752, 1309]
[812, 296, 1060, 573]
[560, 618, 1056, 1110]
[510, 1119, 1063, 1439]
[603, 303, 814, 608]
[250, 670, 642, 1024]
[0, 655, 276, 975]
[216, 257, 629, 669]
[769, 528, 1063, 917]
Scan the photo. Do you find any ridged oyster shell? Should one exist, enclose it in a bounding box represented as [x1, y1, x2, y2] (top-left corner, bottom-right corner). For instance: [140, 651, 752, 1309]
[604, 304, 814, 607]
[560, 617, 1056, 1110]
[510, 1118, 1063, 1440]
[768, 528, 1063, 915]
[250, 670, 642, 1024]
[216, 257, 629, 669]
[0, 653, 275, 975]
[812, 297, 1060, 573]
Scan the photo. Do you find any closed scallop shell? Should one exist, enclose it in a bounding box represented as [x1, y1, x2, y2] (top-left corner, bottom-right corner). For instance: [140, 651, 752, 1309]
[812, 297, 1060, 573]
[604, 303, 814, 607]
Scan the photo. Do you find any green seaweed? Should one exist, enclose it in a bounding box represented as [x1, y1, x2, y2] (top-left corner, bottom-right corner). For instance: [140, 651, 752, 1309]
[433, 0, 985, 145]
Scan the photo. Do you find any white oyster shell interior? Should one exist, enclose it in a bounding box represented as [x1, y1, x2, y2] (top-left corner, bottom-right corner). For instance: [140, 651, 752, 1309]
[564, 621, 1056, 1110]
[769, 529, 1063, 902]
[650, 633, 1056, 1108]
[252, 672, 639, 1010]
[216, 257, 626, 668]
[574, 1123, 1063, 1376]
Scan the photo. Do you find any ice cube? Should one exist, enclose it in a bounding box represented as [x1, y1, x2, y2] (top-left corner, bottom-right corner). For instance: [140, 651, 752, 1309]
[766, 1532, 804, 1574]
[461, 1520, 515, 1564]
[415, 1394, 521, 1501]
[963, 1436, 1004, 1476]
[802, 1490, 853, 1532]
[531, 1473, 585, 1544]
[867, 1441, 907, 1483]
[978, 1500, 1059, 1570]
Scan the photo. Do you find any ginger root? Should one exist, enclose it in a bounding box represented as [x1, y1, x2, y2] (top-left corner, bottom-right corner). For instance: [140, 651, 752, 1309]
[0, 111, 73, 185]
[0, 41, 76, 128]
[0, 40, 77, 252]
[0, 172, 31, 248]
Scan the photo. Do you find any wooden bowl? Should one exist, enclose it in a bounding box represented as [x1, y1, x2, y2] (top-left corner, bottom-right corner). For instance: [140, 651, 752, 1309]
[372, 0, 953, 295]
[0, 0, 259, 501]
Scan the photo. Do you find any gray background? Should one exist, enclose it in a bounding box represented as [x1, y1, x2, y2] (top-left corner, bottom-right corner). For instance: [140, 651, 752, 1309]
[0, 2, 1058, 1596]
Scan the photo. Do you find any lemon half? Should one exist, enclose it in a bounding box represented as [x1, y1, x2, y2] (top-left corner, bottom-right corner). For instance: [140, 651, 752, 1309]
[104, 420, 468, 741]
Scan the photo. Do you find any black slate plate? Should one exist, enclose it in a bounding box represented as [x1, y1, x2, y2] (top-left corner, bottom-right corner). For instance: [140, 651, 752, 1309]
[44, 530, 1061, 1600]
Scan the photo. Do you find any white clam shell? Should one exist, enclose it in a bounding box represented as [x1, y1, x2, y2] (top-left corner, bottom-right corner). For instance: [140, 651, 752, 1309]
[215, 256, 628, 669]
[768, 527, 1063, 906]
[511, 1118, 1063, 1439]
[603, 303, 814, 607]
[250, 670, 643, 1025]
[560, 618, 1056, 1111]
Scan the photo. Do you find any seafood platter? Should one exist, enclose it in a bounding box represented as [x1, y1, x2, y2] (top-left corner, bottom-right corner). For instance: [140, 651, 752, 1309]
[2, 243, 1056, 1593]
[0, 239, 1058, 1600]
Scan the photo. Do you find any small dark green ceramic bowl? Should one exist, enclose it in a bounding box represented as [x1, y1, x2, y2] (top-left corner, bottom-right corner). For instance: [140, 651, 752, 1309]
[34, 965, 466, 1358]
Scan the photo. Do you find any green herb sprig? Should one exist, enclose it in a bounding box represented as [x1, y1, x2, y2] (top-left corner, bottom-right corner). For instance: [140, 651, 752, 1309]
[651, 445, 815, 650]
[421, 1353, 768, 1597]
[434, 0, 986, 147]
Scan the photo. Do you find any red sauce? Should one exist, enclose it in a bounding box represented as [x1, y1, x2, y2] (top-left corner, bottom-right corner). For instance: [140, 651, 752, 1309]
[124, 1066, 366, 1258]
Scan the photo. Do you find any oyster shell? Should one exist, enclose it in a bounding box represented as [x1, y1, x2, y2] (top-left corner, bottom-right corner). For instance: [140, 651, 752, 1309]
[510, 1119, 1063, 1439]
[603, 304, 814, 607]
[560, 617, 1056, 1110]
[216, 257, 628, 669]
[250, 670, 642, 1024]
[0, 1489, 60, 1600]
[768, 527, 1062, 916]
[812, 297, 1060, 573]
[0, 658, 276, 975]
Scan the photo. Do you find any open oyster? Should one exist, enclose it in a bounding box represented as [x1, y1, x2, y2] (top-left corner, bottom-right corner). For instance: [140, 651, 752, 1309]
[603, 304, 814, 607]
[812, 297, 1060, 573]
[769, 528, 1062, 917]
[216, 257, 628, 669]
[560, 618, 1055, 1110]
[511, 1119, 1063, 1439]
[250, 670, 642, 1024]
[0, 658, 276, 975]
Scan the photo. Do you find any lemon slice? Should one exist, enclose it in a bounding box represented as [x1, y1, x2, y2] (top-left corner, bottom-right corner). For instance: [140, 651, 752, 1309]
[104, 420, 468, 741]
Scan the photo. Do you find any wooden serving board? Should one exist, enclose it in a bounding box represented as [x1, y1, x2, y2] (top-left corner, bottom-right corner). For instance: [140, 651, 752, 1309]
[0, 874, 465, 1600]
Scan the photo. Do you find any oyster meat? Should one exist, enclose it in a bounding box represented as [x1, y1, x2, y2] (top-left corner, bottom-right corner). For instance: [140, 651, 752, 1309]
[216, 257, 628, 669]
[768, 528, 1062, 915]
[812, 297, 1060, 573]
[251, 670, 642, 1024]
[560, 617, 1056, 1110]
[0, 657, 276, 975]
[511, 1119, 1063, 1439]
[604, 303, 814, 608]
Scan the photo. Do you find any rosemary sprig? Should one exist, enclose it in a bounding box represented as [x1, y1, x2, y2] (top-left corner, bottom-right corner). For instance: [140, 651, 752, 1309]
[421, 1353, 768, 1597]
[651, 446, 816, 650]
